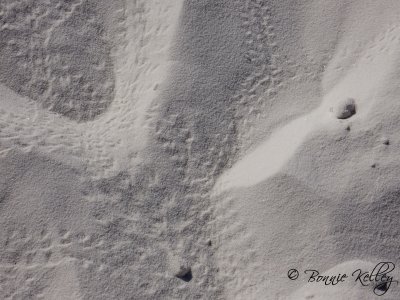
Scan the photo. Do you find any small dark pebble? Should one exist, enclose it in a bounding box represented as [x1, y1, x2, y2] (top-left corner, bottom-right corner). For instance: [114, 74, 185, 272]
[175, 267, 192, 282]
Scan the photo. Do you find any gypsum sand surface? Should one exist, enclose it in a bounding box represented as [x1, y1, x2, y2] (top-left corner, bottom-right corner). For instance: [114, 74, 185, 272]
[1, 0, 400, 299]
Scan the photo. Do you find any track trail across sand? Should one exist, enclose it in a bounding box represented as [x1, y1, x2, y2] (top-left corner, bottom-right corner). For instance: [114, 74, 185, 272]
[0, 0, 181, 178]
[215, 24, 400, 193]
[213, 2, 400, 299]
[0, 1, 244, 298]
[0, 1, 194, 299]
[2, 0, 400, 299]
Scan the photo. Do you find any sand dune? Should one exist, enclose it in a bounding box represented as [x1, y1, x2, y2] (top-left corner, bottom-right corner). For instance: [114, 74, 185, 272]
[1, 0, 400, 299]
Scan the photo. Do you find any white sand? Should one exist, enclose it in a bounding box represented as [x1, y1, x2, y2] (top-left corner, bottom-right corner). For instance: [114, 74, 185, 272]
[1, 0, 400, 299]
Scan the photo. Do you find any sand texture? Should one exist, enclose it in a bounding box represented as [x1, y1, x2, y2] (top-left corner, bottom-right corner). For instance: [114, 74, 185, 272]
[1, 0, 400, 299]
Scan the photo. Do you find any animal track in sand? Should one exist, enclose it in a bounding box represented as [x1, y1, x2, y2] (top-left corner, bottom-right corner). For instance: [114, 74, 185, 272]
[0, 0, 115, 122]
[215, 26, 400, 193]
[0, 0, 182, 179]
